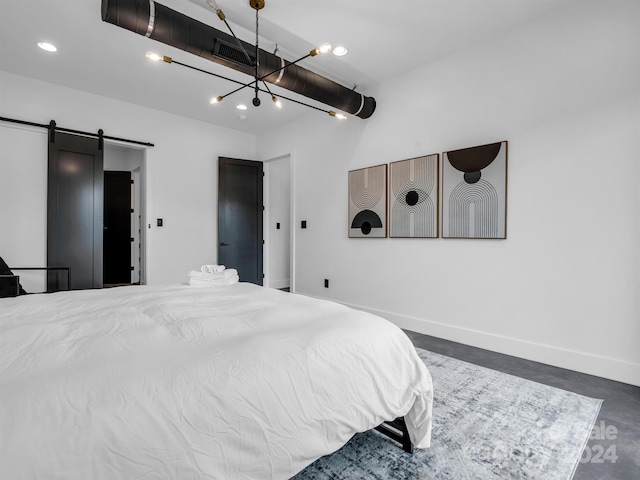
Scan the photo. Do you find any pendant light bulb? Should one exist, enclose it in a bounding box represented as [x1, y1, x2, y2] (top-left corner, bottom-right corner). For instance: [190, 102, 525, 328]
[328, 110, 347, 120]
[272, 96, 283, 109]
[210, 96, 223, 104]
[146, 52, 162, 62]
[311, 43, 332, 56]
[207, 0, 225, 20]
[146, 52, 172, 63]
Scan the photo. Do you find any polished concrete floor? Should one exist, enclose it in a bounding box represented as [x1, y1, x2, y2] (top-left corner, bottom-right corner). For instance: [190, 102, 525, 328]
[405, 330, 640, 480]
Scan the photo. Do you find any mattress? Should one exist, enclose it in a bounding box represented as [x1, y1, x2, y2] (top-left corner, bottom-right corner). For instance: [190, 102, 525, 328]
[0, 283, 433, 479]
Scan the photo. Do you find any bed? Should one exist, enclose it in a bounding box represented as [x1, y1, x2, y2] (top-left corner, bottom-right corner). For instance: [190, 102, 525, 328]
[0, 282, 433, 479]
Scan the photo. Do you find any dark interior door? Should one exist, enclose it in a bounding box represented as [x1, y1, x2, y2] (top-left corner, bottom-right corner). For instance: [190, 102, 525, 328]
[48, 132, 103, 291]
[218, 157, 263, 285]
[104, 171, 132, 285]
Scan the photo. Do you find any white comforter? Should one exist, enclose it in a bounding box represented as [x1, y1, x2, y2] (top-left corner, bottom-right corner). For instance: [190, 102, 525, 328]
[0, 283, 432, 479]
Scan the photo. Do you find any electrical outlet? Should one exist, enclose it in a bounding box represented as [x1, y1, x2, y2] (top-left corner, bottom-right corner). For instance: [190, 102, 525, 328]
[324, 279, 329, 288]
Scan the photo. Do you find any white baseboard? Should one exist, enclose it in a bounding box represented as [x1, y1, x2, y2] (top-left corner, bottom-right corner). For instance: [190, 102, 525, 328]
[323, 297, 640, 387]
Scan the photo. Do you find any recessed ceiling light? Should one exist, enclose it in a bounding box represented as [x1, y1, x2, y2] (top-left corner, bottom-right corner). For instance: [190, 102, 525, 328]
[37, 42, 57, 52]
[236, 104, 248, 110]
[332, 46, 348, 57]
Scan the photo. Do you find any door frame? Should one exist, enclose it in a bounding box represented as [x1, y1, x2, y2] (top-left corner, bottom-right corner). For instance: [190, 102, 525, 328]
[263, 153, 295, 292]
[102, 141, 148, 285]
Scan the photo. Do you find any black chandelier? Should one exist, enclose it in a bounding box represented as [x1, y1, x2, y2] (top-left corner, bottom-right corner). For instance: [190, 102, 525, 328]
[206, 0, 337, 114]
[101, 0, 376, 120]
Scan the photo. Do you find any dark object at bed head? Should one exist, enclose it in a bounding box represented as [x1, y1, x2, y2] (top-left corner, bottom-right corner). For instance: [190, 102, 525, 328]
[0, 256, 27, 295]
[0, 275, 20, 298]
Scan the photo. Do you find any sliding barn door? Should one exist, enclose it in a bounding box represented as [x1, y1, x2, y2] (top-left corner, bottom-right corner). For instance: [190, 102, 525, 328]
[218, 157, 263, 285]
[48, 132, 104, 291]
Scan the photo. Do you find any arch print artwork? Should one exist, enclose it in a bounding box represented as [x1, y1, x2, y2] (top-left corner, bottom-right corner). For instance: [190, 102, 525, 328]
[442, 141, 508, 239]
[348, 164, 387, 238]
[389, 154, 439, 238]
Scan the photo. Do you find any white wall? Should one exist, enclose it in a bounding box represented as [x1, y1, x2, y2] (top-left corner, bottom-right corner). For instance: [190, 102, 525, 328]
[257, 0, 640, 386]
[0, 125, 49, 292]
[0, 71, 256, 286]
[104, 143, 143, 171]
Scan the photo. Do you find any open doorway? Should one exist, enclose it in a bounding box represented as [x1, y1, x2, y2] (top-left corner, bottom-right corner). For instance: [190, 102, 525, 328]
[263, 154, 293, 291]
[103, 143, 146, 287]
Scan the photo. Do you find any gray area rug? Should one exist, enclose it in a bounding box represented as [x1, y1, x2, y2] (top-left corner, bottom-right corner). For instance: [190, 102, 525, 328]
[295, 348, 602, 480]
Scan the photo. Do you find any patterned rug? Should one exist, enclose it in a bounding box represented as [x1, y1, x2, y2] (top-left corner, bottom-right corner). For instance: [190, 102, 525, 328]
[295, 348, 602, 480]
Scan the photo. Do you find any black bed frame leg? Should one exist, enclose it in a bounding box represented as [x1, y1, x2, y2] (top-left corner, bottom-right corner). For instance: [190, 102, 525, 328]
[374, 416, 414, 454]
[400, 421, 414, 454]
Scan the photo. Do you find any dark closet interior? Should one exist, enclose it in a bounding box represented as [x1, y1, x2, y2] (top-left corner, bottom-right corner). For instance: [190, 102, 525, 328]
[104, 171, 132, 285]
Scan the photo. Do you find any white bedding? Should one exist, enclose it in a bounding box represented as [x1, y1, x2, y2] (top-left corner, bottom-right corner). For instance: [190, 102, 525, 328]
[0, 283, 432, 479]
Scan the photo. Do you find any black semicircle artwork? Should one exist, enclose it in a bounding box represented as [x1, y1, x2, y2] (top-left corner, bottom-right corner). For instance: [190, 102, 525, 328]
[351, 209, 382, 235]
[447, 142, 502, 173]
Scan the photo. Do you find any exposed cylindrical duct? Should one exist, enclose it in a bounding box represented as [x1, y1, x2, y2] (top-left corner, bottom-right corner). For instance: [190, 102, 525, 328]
[101, 0, 376, 119]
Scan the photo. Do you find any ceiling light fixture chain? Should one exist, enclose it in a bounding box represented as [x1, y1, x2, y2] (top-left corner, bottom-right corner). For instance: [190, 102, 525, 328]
[253, 1, 261, 107]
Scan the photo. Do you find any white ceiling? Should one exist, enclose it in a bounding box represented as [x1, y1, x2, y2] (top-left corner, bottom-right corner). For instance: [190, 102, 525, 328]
[0, 0, 572, 134]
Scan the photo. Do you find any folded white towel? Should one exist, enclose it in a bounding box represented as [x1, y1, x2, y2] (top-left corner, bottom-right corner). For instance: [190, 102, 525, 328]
[189, 275, 239, 287]
[189, 270, 211, 280]
[201, 264, 225, 274]
[188, 269, 238, 281]
[219, 268, 237, 279]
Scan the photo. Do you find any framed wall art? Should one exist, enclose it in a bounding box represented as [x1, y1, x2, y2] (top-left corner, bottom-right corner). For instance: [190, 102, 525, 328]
[348, 164, 387, 238]
[389, 154, 439, 238]
[442, 141, 508, 239]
